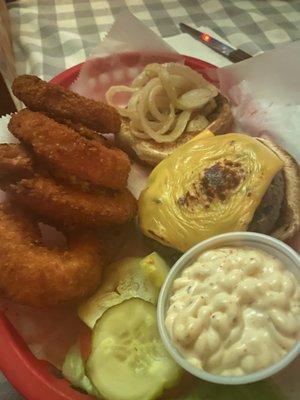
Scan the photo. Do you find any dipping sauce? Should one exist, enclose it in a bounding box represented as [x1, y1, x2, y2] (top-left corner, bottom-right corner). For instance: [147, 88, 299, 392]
[165, 246, 300, 376]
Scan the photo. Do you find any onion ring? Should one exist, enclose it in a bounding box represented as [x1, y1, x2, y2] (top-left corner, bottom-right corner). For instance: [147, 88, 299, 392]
[9, 109, 131, 190]
[0, 144, 137, 230]
[0, 202, 104, 307]
[12, 75, 121, 133]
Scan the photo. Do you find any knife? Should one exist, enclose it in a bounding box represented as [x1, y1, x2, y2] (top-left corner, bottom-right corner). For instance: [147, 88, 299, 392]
[0, 72, 17, 116]
[179, 23, 252, 63]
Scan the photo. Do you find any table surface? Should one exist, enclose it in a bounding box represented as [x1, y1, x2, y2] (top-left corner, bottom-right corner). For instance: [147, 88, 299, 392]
[2, 0, 300, 399]
[6, 0, 300, 80]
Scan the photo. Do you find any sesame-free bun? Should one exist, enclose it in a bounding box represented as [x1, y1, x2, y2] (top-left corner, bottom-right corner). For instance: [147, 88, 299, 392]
[257, 137, 300, 241]
[117, 94, 233, 166]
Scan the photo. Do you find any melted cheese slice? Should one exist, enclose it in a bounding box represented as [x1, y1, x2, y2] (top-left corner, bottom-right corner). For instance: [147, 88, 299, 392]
[139, 133, 284, 252]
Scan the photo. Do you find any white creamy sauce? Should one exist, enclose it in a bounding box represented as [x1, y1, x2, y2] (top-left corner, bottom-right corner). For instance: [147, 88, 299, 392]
[165, 246, 300, 376]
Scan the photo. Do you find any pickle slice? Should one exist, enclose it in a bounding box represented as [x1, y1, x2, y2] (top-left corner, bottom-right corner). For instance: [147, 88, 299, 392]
[78, 253, 170, 329]
[86, 298, 181, 400]
[140, 252, 170, 289]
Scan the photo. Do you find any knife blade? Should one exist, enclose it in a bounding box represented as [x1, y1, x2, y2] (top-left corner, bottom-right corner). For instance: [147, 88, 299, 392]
[179, 23, 252, 63]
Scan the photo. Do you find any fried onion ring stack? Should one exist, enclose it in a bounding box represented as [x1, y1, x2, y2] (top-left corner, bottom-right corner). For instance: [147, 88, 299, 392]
[0, 75, 137, 307]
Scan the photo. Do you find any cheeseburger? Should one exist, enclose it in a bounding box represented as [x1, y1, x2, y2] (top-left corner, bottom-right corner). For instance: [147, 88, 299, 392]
[139, 132, 300, 252]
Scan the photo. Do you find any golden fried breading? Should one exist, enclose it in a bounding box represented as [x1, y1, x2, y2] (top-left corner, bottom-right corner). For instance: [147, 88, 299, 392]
[12, 75, 121, 133]
[57, 119, 111, 145]
[0, 202, 104, 307]
[9, 109, 131, 190]
[4, 176, 137, 229]
[0, 143, 137, 229]
[0, 143, 33, 178]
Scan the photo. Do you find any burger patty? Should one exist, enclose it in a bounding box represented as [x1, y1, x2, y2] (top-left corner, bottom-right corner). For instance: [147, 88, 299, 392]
[249, 171, 284, 234]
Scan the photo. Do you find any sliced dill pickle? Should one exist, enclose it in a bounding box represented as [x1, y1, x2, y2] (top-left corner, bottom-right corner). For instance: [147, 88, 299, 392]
[86, 298, 181, 400]
[78, 253, 170, 329]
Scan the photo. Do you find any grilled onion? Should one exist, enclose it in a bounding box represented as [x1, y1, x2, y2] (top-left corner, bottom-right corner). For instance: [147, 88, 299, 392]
[106, 63, 219, 143]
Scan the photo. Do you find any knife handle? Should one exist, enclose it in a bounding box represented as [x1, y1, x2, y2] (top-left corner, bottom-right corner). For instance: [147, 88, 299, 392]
[228, 49, 252, 63]
[0, 72, 17, 116]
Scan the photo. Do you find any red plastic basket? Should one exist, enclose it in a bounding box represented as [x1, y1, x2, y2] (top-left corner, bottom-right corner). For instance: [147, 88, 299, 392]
[0, 54, 217, 400]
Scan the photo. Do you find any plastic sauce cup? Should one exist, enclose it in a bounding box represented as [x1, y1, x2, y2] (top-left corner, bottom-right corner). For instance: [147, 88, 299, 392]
[157, 232, 300, 385]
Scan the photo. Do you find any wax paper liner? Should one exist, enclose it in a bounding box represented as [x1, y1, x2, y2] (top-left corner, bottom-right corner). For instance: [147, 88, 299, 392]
[217, 40, 300, 163]
[71, 10, 300, 166]
[70, 10, 184, 101]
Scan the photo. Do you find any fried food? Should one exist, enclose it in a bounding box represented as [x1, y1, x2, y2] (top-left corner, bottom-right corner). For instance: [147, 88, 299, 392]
[5, 176, 138, 229]
[0, 143, 33, 178]
[59, 119, 110, 145]
[0, 202, 104, 307]
[0, 144, 137, 229]
[0, 75, 138, 308]
[9, 109, 131, 190]
[12, 74, 121, 133]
